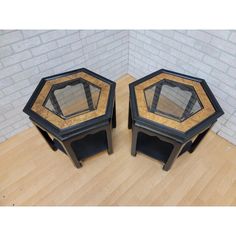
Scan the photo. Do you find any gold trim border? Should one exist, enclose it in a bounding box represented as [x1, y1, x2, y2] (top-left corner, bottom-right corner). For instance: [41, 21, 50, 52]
[135, 73, 215, 132]
[32, 72, 110, 129]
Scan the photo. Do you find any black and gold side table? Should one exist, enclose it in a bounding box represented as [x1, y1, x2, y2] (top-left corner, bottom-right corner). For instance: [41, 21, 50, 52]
[128, 69, 224, 171]
[23, 68, 116, 168]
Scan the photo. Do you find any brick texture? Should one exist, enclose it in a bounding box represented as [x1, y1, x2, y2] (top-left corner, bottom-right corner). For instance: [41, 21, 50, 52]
[128, 30, 236, 145]
[0, 30, 236, 145]
[0, 30, 129, 141]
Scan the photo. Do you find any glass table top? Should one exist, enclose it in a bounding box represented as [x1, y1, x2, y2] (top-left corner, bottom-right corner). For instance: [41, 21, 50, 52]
[44, 78, 101, 119]
[144, 79, 203, 122]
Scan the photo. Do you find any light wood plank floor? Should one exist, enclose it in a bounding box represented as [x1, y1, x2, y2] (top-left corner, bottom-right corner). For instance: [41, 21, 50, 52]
[0, 75, 236, 206]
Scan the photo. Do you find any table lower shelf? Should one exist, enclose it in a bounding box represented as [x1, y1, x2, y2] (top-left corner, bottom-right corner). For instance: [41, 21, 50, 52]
[53, 130, 108, 160]
[136, 132, 192, 164]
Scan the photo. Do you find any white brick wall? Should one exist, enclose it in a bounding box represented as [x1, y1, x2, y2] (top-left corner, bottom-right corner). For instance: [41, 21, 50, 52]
[0, 30, 129, 142]
[128, 30, 236, 145]
[0, 30, 236, 145]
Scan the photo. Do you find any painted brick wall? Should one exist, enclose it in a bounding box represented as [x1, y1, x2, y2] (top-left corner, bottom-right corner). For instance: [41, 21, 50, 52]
[0, 30, 129, 142]
[128, 30, 236, 145]
[1, 30, 236, 145]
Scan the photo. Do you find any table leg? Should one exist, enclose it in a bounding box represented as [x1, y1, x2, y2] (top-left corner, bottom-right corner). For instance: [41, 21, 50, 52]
[61, 140, 82, 168]
[112, 100, 116, 128]
[163, 142, 184, 171]
[189, 127, 211, 153]
[106, 122, 113, 154]
[128, 101, 132, 129]
[34, 125, 57, 151]
[131, 126, 139, 156]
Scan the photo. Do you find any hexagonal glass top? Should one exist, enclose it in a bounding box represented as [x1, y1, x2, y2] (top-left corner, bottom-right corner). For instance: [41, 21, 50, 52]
[44, 78, 101, 119]
[144, 79, 203, 122]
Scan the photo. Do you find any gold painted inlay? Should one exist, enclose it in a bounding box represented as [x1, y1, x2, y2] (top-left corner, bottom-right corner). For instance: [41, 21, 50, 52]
[134, 73, 215, 132]
[32, 72, 110, 129]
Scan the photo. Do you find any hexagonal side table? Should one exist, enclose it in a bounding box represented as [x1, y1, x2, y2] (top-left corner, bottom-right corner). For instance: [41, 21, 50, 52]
[128, 69, 224, 171]
[23, 68, 116, 168]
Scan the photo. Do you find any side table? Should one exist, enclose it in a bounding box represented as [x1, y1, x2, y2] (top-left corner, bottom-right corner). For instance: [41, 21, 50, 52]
[128, 69, 224, 171]
[23, 68, 116, 168]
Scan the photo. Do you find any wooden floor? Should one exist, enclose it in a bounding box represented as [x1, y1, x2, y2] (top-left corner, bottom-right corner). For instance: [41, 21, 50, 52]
[1, 75, 236, 206]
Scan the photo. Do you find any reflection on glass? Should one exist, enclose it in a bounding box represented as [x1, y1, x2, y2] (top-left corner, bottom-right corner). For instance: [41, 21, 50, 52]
[144, 79, 202, 122]
[44, 78, 101, 119]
